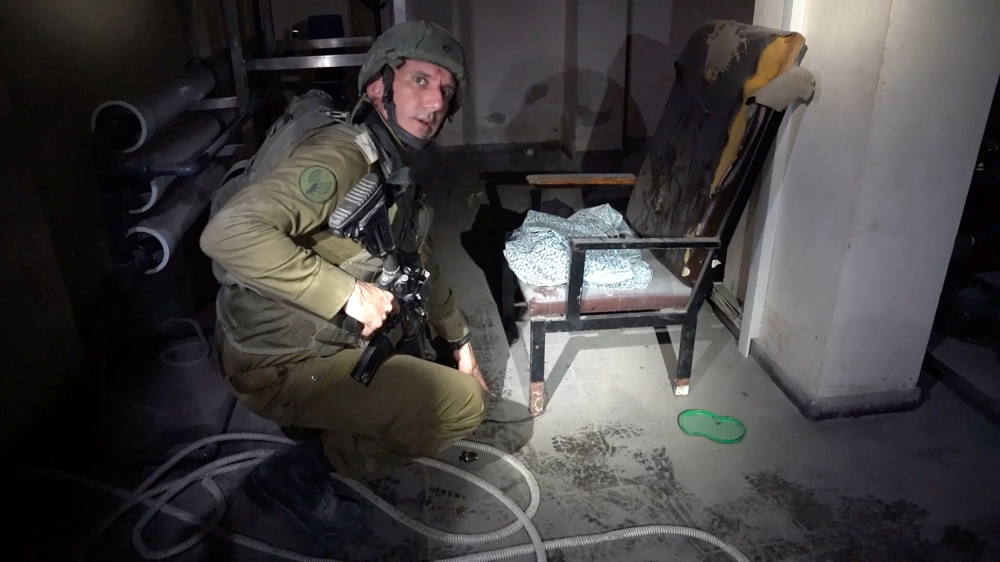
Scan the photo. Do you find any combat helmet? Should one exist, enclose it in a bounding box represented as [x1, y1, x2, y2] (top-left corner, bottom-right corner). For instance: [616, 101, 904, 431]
[356, 20, 466, 149]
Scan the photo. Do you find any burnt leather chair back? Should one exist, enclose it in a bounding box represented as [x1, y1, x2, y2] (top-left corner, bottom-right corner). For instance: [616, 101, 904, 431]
[626, 20, 806, 286]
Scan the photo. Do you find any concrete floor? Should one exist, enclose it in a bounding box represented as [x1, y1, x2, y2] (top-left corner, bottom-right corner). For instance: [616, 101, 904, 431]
[9, 149, 1000, 561]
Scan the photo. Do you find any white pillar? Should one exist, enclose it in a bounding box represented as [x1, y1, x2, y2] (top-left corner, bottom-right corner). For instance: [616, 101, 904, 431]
[743, 0, 1000, 416]
[739, 0, 808, 357]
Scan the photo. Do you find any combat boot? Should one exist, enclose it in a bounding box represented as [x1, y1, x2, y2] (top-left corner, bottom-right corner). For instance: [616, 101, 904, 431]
[243, 439, 367, 539]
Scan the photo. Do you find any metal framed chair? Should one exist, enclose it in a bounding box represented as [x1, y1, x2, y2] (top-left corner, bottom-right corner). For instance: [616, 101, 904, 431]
[499, 20, 811, 414]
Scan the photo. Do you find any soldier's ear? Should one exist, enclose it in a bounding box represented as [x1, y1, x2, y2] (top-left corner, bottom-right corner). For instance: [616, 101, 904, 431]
[365, 78, 384, 102]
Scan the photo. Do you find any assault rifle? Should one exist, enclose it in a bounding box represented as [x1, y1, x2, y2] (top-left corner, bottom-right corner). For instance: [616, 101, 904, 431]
[328, 170, 430, 386]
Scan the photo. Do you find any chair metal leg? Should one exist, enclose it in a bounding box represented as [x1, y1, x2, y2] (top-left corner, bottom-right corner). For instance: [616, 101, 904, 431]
[674, 317, 697, 396]
[501, 257, 519, 345]
[529, 187, 542, 212]
[529, 320, 547, 414]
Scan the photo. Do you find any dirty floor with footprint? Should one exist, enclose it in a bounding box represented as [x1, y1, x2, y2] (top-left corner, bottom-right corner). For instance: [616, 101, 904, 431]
[8, 150, 1000, 561]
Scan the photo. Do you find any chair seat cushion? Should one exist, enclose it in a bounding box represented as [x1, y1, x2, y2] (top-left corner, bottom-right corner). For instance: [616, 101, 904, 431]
[518, 250, 693, 318]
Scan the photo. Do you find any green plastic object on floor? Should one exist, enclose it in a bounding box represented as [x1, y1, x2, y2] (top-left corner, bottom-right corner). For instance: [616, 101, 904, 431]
[677, 409, 746, 444]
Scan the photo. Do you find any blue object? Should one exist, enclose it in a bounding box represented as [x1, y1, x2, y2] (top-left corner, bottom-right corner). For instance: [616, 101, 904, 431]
[308, 14, 345, 40]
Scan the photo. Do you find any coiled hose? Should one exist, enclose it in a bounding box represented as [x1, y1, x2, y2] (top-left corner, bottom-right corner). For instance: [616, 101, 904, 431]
[27, 433, 750, 562]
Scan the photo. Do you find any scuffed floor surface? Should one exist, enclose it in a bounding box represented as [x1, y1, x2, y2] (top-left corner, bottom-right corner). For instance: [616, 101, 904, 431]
[8, 151, 1000, 562]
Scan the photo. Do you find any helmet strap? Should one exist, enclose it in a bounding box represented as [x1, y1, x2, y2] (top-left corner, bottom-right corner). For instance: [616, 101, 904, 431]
[380, 67, 434, 151]
[363, 108, 405, 172]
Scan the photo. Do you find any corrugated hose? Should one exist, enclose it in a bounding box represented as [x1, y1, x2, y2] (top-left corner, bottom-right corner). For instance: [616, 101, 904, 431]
[24, 433, 750, 562]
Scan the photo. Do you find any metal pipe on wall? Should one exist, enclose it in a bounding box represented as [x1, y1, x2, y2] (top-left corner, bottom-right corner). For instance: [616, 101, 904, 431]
[91, 56, 231, 153]
[392, 0, 406, 26]
[123, 112, 224, 214]
[126, 163, 227, 274]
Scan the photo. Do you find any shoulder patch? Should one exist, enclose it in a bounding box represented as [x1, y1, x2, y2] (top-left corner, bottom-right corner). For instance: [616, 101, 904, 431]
[352, 130, 380, 165]
[298, 166, 337, 203]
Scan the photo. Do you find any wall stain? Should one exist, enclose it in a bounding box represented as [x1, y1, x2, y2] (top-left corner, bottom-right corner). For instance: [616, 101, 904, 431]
[524, 83, 549, 105]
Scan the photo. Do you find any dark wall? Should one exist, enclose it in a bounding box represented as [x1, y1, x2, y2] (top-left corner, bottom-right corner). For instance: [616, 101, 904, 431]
[0, 0, 191, 445]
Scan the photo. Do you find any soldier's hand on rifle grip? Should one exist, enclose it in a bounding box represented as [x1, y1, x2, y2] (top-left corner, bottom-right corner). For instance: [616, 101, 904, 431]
[344, 280, 398, 338]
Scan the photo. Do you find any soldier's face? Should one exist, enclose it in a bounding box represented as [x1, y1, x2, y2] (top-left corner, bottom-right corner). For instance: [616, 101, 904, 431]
[368, 59, 455, 140]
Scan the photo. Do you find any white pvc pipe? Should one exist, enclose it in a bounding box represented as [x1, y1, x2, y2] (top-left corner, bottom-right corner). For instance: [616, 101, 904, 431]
[127, 162, 226, 273]
[91, 61, 219, 153]
[127, 112, 222, 214]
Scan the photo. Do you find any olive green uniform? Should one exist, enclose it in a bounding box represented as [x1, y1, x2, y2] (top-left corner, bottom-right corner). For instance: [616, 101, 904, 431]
[200, 122, 486, 479]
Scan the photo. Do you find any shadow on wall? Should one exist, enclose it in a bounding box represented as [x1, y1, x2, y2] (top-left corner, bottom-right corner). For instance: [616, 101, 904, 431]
[473, 32, 665, 212]
[623, 32, 677, 162]
[489, 55, 649, 170]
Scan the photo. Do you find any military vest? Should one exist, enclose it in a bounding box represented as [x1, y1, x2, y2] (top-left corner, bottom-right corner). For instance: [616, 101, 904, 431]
[209, 90, 432, 356]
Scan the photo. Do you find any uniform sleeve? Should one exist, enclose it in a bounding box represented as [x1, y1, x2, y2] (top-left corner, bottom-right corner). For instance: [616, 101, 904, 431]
[419, 233, 470, 343]
[200, 134, 370, 321]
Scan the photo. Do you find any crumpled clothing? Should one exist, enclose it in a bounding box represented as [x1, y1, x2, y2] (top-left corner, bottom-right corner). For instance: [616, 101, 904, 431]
[504, 204, 653, 290]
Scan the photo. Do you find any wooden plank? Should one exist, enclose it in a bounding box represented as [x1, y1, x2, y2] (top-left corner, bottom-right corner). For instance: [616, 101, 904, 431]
[526, 173, 637, 186]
